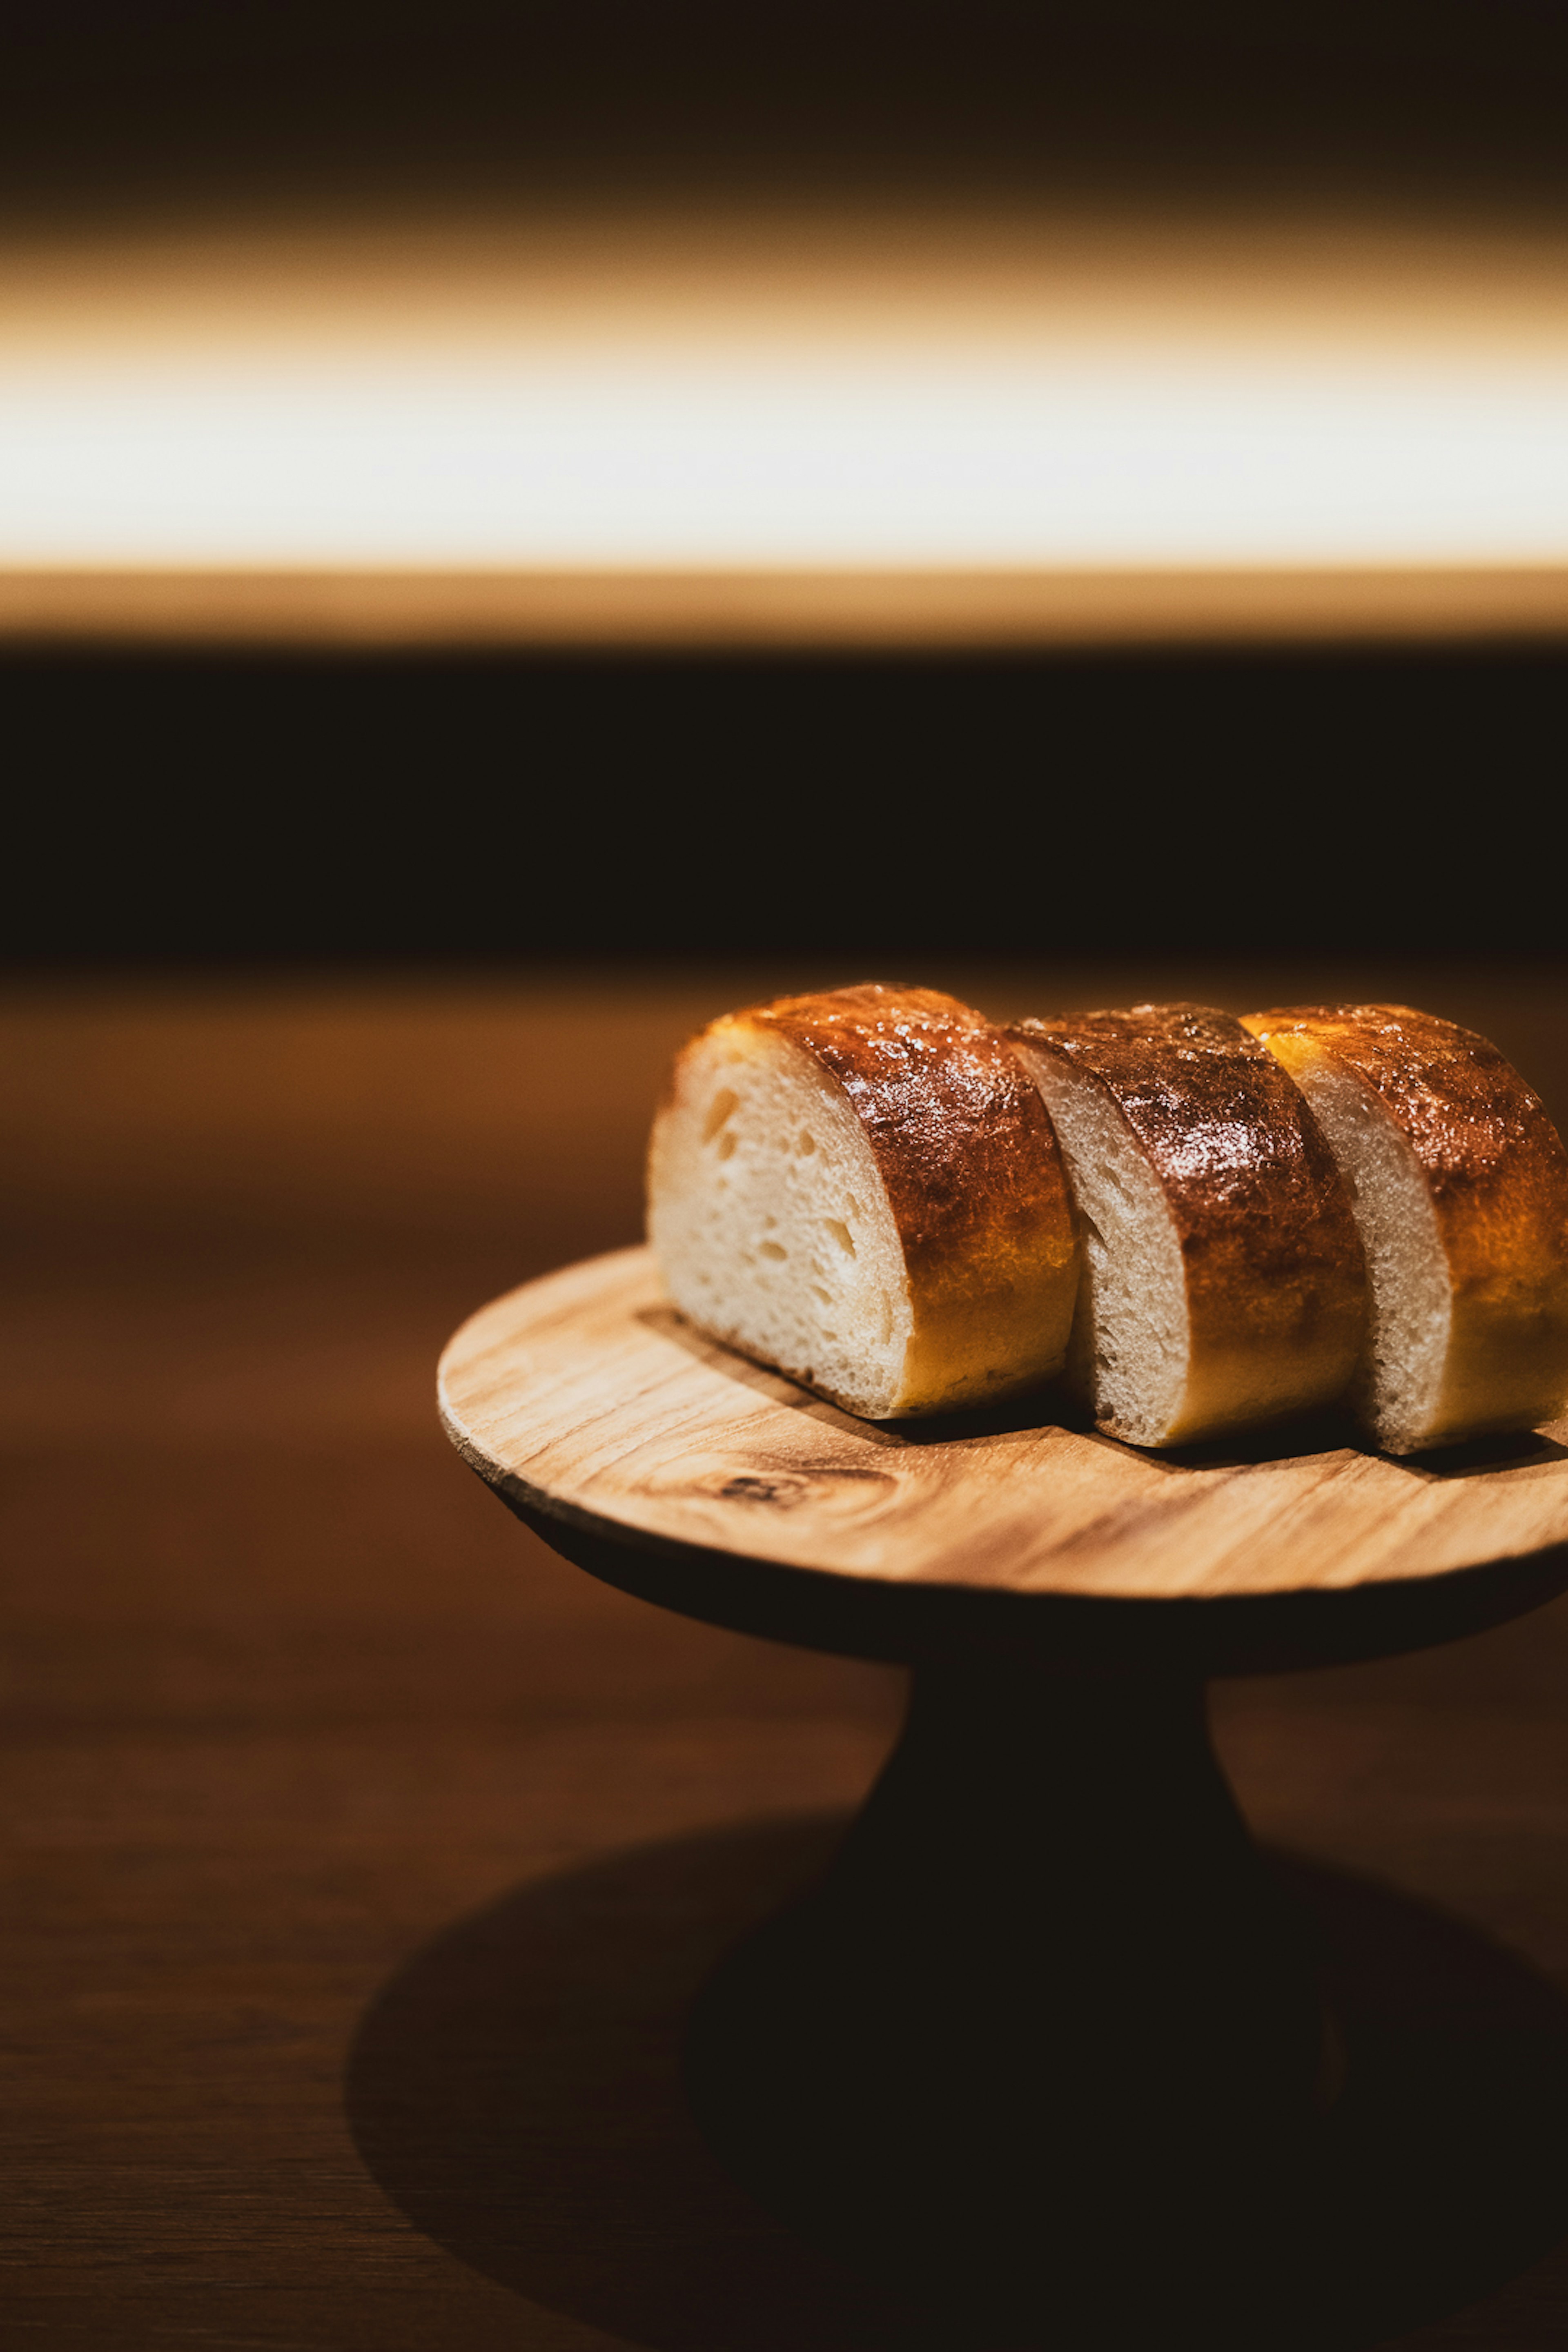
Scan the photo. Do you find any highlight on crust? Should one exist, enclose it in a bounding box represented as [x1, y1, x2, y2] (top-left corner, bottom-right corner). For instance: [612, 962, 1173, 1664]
[647, 986, 1568, 1454]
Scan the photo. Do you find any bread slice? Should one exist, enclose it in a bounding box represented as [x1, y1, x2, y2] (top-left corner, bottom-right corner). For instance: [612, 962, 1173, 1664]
[1004, 1003, 1366, 1448]
[1241, 1004, 1568, 1453]
[648, 983, 1079, 1418]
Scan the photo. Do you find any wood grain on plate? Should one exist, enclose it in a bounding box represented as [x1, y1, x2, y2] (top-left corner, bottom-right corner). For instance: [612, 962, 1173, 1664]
[439, 1246, 1568, 1603]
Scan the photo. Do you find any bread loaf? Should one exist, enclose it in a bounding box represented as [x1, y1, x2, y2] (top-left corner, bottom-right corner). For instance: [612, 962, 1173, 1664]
[649, 985, 1568, 1456]
[1004, 1003, 1367, 1448]
[647, 983, 1079, 1418]
[1241, 1004, 1568, 1452]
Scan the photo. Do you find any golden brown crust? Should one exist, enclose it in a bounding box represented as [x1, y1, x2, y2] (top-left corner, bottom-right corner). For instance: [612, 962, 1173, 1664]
[724, 983, 1078, 1412]
[1243, 1004, 1568, 1442]
[755, 984, 1065, 1269]
[1007, 1003, 1367, 1441]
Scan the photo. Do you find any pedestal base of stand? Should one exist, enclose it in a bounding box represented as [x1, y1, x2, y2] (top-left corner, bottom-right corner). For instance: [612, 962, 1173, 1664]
[686, 1664, 1336, 2343]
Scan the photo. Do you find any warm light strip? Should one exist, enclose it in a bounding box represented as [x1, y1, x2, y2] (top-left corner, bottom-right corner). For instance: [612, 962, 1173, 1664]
[6, 566, 1568, 648]
[3, 211, 1567, 574]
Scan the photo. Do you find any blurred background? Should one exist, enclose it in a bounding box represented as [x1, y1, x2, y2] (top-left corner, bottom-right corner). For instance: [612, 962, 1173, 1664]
[7, 7, 1568, 2346]
[4, 0, 1567, 961]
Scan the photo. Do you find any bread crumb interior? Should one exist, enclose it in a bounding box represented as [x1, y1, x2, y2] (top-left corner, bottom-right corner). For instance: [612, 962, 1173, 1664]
[648, 1025, 913, 1417]
[1288, 1060, 1449, 1451]
[1016, 1047, 1188, 1445]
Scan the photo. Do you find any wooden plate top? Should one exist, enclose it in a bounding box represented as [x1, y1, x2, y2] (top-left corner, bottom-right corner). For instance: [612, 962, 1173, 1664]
[438, 1249, 1568, 1605]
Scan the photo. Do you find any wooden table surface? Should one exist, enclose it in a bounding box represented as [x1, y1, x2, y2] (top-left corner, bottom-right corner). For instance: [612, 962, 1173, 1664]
[7, 958, 1568, 2352]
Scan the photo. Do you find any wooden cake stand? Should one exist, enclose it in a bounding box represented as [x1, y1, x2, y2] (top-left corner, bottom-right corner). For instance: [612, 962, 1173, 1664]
[439, 1248, 1568, 2347]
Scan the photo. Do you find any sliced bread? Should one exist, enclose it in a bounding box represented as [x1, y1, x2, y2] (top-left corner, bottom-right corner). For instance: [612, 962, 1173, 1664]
[1005, 1002, 1367, 1448]
[648, 982, 1079, 1418]
[1241, 1004, 1568, 1452]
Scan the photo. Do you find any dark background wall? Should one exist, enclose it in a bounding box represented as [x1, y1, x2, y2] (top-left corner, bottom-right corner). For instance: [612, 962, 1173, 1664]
[5, 0, 1568, 212]
[6, 646, 1561, 967]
